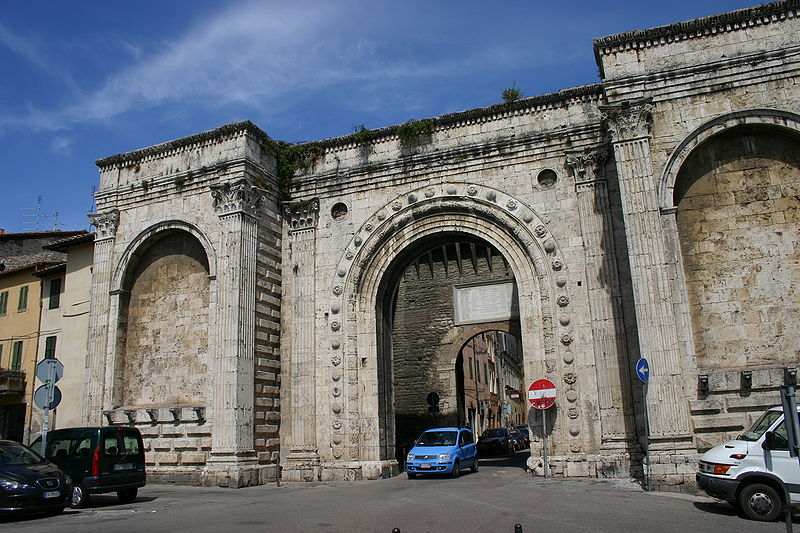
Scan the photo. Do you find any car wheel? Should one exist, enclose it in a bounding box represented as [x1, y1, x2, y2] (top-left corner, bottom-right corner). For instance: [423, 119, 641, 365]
[739, 483, 782, 522]
[406, 471, 416, 479]
[470, 458, 479, 473]
[451, 460, 460, 478]
[117, 488, 138, 503]
[70, 484, 89, 509]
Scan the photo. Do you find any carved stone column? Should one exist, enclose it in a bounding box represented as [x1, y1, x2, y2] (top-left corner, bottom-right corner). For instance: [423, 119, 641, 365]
[83, 209, 119, 425]
[281, 199, 321, 481]
[204, 179, 263, 487]
[566, 148, 635, 451]
[601, 102, 693, 449]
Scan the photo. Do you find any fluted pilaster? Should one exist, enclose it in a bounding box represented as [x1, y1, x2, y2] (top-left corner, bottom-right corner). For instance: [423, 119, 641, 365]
[601, 102, 692, 445]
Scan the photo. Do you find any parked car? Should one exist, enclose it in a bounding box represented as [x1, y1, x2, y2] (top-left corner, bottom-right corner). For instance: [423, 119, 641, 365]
[697, 406, 800, 521]
[0, 439, 72, 515]
[36, 426, 146, 508]
[405, 427, 478, 478]
[477, 427, 516, 455]
[513, 426, 531, 448]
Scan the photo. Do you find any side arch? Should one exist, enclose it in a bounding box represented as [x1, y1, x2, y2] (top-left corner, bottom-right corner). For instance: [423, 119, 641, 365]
[659, 108, 800, 210]
[111, 220, 217, 292]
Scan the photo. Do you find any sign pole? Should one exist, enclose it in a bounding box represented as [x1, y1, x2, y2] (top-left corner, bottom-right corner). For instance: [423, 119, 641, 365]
[635, 358, 651, 492]
[542, 408, 548, 479]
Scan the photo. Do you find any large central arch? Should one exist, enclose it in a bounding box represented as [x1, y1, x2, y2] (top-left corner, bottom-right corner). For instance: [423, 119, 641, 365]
[324, 183, 574, 473]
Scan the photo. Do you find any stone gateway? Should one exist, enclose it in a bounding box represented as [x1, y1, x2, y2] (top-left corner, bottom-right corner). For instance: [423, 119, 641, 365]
[84, 2, 800, 490]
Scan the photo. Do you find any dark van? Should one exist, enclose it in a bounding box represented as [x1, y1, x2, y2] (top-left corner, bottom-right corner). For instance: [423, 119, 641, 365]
[41, 427, 146, 508]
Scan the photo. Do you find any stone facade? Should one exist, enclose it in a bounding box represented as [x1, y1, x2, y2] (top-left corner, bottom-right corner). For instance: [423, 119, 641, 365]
[85, 1, 800, 491]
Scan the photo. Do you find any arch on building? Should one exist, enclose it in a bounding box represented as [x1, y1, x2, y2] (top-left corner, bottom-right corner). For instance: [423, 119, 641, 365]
[111, 220, 217, 292]
[328, 183, 571, 464]
[658, 108, 800, 211]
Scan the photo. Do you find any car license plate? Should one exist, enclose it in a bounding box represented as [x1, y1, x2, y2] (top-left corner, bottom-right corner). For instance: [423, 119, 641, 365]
[43, 491, 61, 499]
[114, 463, 133, 471]
[419, 464, 431, 469]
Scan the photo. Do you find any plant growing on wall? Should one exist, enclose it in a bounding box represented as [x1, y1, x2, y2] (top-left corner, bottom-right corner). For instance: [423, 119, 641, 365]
[260, 139, 324, 201]
[396, 119, 434, 147]
[502, 84, 522, 103]
[353, 125, 374, 146]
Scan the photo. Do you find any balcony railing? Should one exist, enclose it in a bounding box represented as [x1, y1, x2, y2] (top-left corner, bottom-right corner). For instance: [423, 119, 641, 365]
[0, 370, 26, 396]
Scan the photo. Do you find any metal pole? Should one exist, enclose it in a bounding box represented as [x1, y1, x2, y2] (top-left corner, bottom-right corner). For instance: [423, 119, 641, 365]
[542, 408, 549, 479]
[41, 361, 56, 454]
[643, 381, 650, 492]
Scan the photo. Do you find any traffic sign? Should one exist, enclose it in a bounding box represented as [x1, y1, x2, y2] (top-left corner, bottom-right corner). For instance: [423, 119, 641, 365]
[528, 379, 556, 410]
[34, 385, 62, 410]
[636, 358, 650, 383]
[36, 358, 64, 383]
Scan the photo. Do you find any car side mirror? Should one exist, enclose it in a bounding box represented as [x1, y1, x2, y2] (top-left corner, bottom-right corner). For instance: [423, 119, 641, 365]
[762, 431, 775, 450]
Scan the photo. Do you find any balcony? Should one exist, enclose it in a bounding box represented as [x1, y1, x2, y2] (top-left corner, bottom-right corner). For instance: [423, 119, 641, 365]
[0, 370, 26, 396]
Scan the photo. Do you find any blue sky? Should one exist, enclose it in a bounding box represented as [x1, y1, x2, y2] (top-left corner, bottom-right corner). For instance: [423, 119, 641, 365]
[0, 0, 762, 233]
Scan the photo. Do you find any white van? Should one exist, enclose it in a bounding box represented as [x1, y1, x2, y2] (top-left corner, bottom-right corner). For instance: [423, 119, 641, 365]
[697, 406, 800, 521]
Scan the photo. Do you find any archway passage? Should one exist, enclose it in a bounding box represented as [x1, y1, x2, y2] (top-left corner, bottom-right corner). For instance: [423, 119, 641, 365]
[674, 125, 800, 369]
[116, 229, 211, 407]
[376, 234, 522, 465]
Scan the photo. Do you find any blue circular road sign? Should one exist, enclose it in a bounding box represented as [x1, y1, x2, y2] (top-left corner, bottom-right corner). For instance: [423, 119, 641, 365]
[636, 358, 650, 383]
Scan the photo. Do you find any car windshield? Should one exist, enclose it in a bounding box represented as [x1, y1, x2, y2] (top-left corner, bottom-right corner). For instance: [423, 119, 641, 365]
[415, 431, 457, 447]
[0, 442, 45, 466]
[739, 411, 783, 442]
[482, 428, 505, 438]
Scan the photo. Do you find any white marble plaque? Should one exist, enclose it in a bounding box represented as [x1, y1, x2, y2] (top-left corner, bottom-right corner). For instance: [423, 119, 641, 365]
[453, 281, 519, 325]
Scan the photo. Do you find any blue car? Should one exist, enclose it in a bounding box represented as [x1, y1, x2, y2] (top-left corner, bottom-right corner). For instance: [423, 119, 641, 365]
[405, 427, 478, 478]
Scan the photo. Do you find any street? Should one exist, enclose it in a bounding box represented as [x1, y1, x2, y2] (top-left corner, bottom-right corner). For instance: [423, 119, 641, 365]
[2, 451, 797, 532]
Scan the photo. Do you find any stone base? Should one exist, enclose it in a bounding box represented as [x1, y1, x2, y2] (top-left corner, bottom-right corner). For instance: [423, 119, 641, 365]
[201, 462, 274, 488]
[281, 449, 322, 482]
[318, 460, 399, 481]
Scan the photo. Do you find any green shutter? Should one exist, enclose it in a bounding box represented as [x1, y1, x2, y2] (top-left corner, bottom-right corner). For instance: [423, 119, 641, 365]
[44, 336, 57, 358]
[17, 285, 28, 312]
[0, 291, 7, 314]
[11, 341, 22, 370]
[49, 278, 62, 309]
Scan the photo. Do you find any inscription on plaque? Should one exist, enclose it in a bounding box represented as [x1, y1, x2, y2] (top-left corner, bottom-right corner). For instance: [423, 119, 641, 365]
[453, 281, 519, 325]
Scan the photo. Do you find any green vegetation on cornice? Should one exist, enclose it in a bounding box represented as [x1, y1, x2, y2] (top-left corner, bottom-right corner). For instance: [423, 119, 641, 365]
[260, 138, 325, 201]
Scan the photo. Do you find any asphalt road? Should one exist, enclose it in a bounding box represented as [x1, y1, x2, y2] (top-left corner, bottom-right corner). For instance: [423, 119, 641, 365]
[3, 451, 798, 533]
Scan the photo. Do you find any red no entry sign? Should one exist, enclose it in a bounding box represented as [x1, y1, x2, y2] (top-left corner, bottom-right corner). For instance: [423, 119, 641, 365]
[528, 378, 556, 410]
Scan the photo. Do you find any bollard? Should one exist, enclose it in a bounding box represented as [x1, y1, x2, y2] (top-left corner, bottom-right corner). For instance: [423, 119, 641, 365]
[515, 524, 523, 533]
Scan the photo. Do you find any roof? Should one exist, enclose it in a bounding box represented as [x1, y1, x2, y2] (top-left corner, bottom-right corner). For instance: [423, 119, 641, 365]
[0, 261, 63, 279]
[43, 232, 95, 252]
[0, 230, 86, 242]
[33, 262, 67, 278]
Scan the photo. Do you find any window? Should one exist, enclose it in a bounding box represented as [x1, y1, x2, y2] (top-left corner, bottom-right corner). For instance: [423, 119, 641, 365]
[48, 278, 62, 309]
[0, 344, 4, 367]
[0, 291, 7, 315]
[468, 357, 473, 379]
[484, 363, 488, 384]
[11, 341, 22, 370]
[476, 360, 481, 383]
[44, 336, 57, 359]
[17, 285, 28, 312]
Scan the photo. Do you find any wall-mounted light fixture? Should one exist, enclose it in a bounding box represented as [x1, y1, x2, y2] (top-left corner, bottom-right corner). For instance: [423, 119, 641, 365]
[785, 367, 797, 387]
[698, 375, 709, 397]
[740, 370, 752, 390]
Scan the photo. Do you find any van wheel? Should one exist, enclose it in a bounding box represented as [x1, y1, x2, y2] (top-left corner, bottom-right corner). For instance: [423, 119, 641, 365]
[117, 488, 138, 503]
[70, 484, 89, 508]
[739, 483, 781, 522]
[406, 471, 416, 479]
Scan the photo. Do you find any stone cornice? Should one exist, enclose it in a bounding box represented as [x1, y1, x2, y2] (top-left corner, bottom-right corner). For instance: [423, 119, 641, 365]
[96, 120, 272, 170]
[594, 1, 798, 57]
[307, 84, 604, 151]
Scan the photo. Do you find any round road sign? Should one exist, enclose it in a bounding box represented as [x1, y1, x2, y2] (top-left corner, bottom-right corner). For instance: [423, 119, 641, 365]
[528, 378, 556, 410]
[34, 385, 62, 410]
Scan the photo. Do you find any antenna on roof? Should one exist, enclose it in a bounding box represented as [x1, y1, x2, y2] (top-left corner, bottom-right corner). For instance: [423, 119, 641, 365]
[21, 196, 60, 231]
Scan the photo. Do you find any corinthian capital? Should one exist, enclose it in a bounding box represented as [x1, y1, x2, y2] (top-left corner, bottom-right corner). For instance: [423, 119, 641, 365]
[284, 199, 320, 233]
[210, 179, 262, 217]
[601, 102, 652, 142]
[88, 209, 120, 240]
[565, 147, 609, 184]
